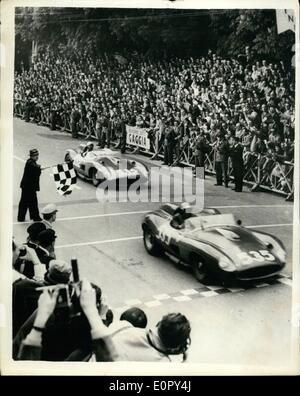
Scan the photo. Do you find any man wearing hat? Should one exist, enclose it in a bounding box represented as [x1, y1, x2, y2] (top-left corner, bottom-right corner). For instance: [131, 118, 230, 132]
[41, 204, 58, 229]
[26, 222, 46, 248]
[19, 222, 48, 278]
[36, 229, 57, 268]
[17, 148, 42, 222]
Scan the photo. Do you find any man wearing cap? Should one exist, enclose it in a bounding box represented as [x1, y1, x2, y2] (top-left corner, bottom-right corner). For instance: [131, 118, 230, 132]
[12, 259, 71, 339]
[41, 204, 58, 229]
[17, 148, 42, 222]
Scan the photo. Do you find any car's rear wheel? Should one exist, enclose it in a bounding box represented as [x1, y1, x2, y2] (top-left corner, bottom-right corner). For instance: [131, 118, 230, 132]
[143, 227, 162, 256]
[91, 169, 100, 187]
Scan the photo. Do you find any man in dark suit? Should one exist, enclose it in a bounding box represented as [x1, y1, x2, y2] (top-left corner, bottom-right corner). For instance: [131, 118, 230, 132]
[230, 136, 244, 192]
[70, 104, 81, 138]
[163, 121, 176, 166]
[194, 130, 210, 179]
[17, 148, 42, 222]
[214, 134, 230, 187]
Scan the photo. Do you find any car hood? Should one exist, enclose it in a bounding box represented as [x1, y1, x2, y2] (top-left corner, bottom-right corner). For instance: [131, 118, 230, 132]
[187, 225, 281, 269]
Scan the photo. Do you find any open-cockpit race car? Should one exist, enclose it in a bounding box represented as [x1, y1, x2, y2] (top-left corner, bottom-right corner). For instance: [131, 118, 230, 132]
[65, 142, 148, 186]
[142, 203, 286, 284]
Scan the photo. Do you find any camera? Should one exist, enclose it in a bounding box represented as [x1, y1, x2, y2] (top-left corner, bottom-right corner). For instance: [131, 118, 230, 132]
[53, 258, 81, 321]
[19, 246, 27, 258]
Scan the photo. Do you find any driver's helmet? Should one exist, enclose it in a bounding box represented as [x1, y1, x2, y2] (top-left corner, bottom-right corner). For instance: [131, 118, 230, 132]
[86, 141, 94, 151]
[179, 202, 192, 215]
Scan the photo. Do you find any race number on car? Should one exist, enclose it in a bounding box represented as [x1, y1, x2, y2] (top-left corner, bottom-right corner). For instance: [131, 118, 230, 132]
[237, 250, 275, 265]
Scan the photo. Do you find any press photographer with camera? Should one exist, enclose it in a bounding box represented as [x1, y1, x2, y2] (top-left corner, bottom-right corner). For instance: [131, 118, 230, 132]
[14, 259, 116, 361]
[13, 257, 72, 337]
[16, 279, 117, 361]
[13, 237, 45, 280]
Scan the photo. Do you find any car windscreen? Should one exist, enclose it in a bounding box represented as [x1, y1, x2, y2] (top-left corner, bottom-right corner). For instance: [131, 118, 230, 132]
[186, 214, 237, 230]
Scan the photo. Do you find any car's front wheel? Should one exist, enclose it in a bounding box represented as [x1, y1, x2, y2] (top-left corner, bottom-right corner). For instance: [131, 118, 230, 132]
[192, 256, 209, 283]
[91, 169, 100, 187]
[143, 226, 162, 256]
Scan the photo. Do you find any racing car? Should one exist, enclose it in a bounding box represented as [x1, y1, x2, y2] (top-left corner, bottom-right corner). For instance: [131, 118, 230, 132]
[142, 203, 286, 284]
[64, 143, 148, 186]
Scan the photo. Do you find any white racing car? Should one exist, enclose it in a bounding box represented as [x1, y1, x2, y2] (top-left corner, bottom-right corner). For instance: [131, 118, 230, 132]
[65, 143, 148, 186]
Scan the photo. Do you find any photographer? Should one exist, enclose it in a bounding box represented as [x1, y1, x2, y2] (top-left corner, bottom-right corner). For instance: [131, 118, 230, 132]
[13, 237, 45, 281]
[13, 259, 71, 338]
[15, 279, 117, 362]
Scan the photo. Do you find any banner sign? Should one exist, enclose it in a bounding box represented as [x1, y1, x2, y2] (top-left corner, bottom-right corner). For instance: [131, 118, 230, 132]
[126, 125, 150, 150]
[276, 9, 295, 34]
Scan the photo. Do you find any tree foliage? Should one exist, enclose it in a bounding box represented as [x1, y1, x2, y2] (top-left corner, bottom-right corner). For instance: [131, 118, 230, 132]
[210, 9, 295, 65]
[15, 7, 295, 66]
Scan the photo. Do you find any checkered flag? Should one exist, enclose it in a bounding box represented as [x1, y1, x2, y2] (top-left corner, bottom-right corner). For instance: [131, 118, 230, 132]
[52, 162, 77, 196]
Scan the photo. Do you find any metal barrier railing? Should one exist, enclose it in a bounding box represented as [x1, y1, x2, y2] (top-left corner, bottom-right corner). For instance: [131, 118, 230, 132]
[13, 110, 294, 201]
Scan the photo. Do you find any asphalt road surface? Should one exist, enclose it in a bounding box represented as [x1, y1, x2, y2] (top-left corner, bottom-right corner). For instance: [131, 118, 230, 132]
[13, 118, 294, 368]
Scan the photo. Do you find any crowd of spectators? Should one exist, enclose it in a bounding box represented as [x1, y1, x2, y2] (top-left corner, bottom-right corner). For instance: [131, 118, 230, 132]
[12, 217, 191, 362]
[14, 45, 295, 192]
[12, 46, 296, 360]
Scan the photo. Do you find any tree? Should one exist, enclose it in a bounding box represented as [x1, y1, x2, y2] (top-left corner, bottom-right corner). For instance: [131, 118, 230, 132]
[210, 9, 295, 66]
[14, 7, 295, 68]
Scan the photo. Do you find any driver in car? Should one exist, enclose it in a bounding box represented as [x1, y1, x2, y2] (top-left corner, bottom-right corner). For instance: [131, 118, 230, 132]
[82, 141, 94, 157]
[170, 202, 192, 230]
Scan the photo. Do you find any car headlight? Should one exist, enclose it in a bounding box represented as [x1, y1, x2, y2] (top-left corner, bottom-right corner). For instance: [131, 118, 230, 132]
[218, 257, 236, 272]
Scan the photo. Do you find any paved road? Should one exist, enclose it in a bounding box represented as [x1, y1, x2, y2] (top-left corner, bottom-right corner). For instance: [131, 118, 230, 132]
[13, 118, 294, 368]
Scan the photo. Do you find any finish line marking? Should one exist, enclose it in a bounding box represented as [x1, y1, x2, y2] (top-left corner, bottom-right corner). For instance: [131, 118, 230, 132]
[55, 223, 292, 249]
[112, 274, 292, 312]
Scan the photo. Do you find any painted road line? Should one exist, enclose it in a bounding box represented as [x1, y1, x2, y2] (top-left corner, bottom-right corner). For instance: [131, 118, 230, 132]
[180, 289, 200, 296]
[124, 299, 143, 306]
[52, 223, 292, 249]
[111, 274, 292, 311]
[199, 290, 219, 297]
[173, 295, 192, 302]
[13, 210, 150, 225]
[214, 205, 292, 209]
[56, 236, 142, 249]
[247, 223, 292, 228]
[144, 300, 162, 308]
[14, 155, 26, 163]
[13, 212, 293, 226]
[153, 293, 172, 301]
[277, 277, 293, 286]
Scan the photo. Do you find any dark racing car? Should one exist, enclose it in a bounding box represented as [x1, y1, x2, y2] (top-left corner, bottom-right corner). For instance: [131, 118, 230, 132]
[142, 203, 286, 284]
